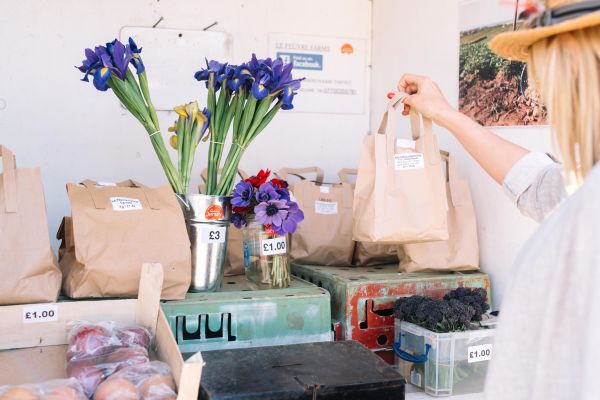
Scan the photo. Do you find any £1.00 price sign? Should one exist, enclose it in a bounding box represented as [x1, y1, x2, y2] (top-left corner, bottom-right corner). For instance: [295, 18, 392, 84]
[261, 236, 287, 256]
[23, 304, 58, 324]
[468, 344, 493, 363]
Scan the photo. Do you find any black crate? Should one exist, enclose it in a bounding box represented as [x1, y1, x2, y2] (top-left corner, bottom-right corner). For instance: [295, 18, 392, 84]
[187, 341, 405, 400]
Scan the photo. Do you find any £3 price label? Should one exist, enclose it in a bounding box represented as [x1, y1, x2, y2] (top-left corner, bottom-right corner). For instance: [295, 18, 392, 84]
[468, 344, 493, 363]
[23, 304, 58, 324]
[200, 225, 227, 244]
[261, 236, 287, 256]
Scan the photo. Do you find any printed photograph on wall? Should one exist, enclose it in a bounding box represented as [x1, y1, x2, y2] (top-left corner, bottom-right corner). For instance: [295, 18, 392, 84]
[459, 0, 547, 126]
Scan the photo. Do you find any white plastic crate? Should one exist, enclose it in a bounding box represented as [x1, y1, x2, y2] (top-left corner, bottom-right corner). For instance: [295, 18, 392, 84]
[394, 319, 496, 397]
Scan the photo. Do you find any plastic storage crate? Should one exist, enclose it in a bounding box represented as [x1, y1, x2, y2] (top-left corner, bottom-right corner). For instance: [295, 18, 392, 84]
[291, 263, 492, 364]
[394, 319, 496, 397]
[161, 275, 333, 353]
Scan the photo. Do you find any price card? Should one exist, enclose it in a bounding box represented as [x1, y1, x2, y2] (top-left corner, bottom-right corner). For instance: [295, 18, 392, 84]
[394, 153, 424, 171]
[200, 225, 227, 244]
[315, 200, 338, 215]
[110, 197, 143, 211]
[261, 236, 287, 256]
[23, 304, 58, 323]
[468, 344, 493, 363]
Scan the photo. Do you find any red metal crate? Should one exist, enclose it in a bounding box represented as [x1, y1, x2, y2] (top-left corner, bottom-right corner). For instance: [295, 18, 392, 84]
[292, 264, 492, 364]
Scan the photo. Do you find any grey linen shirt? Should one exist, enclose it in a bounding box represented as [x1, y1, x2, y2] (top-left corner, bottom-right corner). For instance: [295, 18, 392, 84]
[485, 152, 600, 399]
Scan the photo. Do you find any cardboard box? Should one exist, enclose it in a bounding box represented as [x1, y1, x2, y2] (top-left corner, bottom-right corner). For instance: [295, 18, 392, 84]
[0, 263, 203, 399]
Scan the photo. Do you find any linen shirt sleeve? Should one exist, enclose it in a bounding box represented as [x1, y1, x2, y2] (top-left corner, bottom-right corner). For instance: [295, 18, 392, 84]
[502, 152, 566, 222]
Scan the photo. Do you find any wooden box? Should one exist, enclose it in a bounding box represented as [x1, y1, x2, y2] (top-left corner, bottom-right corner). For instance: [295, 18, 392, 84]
[0, 263, 203, 399]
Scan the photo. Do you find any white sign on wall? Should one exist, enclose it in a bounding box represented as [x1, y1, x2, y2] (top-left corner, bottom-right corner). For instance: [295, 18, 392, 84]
[120, 27, 231, 111]
[268, 33, 367, 114]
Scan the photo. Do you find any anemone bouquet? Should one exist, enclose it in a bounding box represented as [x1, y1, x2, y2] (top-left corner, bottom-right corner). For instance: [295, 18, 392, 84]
[77, 38, 209, 194]
[195, 56, 303, 196]
[230, 169, 304, 288]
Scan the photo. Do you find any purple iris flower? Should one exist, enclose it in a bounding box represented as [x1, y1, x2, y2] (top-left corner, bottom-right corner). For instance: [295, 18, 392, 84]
[256, 182, 280, 202]
[231, 181, 254, 207]
[280, 201, 304, 234]
[231, 213, 247, 229]
[227, 65, 252, 91]
[77, 48, 102, 82]
[251, 81, 270, 100]
[254, 200, 289, 227]
[128, 37, 145, 74]
[107, 40, 132, 80]
[92, 67, 111, 91]
[194, 59, 227, 89]
[217, 64, 235, 84]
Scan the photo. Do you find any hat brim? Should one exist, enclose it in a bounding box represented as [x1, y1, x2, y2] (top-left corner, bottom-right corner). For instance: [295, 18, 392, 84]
[489, 10, 600, 61]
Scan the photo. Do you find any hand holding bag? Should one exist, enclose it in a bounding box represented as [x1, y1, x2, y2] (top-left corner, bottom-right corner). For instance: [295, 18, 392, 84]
[353, 92, 448, 244]
[279, 167, 355, 266]
[0, 145, 61, 305]
[399, 151, 480, 272]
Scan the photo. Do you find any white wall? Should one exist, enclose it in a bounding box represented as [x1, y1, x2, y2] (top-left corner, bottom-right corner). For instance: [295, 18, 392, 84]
[0, 0, 371, 249]
[371, 0, 555, 309]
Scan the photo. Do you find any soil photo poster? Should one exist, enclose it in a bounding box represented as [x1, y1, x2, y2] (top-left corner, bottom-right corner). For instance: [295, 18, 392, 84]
[459, 0, 547, 126]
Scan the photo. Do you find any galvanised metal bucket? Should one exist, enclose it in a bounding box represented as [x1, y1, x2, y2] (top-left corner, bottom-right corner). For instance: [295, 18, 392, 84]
[177, 194, 231, 292]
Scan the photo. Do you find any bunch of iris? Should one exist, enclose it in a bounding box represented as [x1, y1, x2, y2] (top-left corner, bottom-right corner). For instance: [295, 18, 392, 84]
[230, 170, 304, 288]
[195, 56, 303, 196]
[76, 38, 209, 194]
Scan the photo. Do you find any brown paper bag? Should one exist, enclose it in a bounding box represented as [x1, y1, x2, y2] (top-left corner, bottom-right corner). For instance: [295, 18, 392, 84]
[353, 93, 448, 244]
[0, 146, 61, 305]
[279, 167, 355, 266]
[399, 152, 480, 272]
[199, 169, 248, 276]
[58, 180, 191, 299]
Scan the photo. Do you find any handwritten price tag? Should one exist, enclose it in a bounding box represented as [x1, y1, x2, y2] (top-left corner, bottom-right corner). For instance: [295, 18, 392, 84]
[261, 236, 287, 256]
[468, 344, 493, 363]
[200, 225, 227, 244]
[23, 304, 58, 324]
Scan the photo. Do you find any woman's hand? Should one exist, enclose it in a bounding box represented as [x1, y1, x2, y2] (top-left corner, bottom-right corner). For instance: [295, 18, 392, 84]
[396, 74, 454, 123]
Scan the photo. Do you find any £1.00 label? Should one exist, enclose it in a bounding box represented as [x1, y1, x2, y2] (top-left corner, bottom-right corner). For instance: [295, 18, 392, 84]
[200, 225, 226, 244]
[468, 344, 493, 363]
[23, 304, 58, 324]
[110, 197, 143, 211]
[394, 153, 424, 171]
[261, 236, 287, 256]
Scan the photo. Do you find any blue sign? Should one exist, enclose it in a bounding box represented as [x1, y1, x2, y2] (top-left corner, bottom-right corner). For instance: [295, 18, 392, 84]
[276, 52, 323, 71]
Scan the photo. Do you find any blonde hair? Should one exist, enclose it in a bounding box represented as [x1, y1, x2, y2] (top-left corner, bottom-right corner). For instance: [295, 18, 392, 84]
[528, 25, 600, 186]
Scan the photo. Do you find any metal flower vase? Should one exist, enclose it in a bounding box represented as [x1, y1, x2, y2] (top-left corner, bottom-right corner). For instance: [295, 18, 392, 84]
[177, 194, 231, 292]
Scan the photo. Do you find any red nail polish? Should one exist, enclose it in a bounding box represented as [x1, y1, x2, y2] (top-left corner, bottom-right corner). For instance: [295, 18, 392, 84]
[387, 92, 395, 99]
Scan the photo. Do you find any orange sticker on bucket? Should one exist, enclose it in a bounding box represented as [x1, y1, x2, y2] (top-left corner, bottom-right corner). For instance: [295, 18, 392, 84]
[205, 204, 224, 220]
[341, 43, 354, 54]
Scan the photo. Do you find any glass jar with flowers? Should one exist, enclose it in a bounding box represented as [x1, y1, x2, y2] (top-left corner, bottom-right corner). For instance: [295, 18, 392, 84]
[230, 170, 304, 289]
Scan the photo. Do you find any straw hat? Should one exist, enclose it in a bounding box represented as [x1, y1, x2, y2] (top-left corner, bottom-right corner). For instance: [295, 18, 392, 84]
[489, 0, 600, 61]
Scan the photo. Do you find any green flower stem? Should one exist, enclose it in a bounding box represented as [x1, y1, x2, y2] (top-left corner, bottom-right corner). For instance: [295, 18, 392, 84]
[215, 142, 245, 195]
[138, 71, 160, 130]
[206, 74, 218, 194]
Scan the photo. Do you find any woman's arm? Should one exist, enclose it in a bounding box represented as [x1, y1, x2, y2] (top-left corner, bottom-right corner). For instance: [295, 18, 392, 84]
[397, 74, 529, 184]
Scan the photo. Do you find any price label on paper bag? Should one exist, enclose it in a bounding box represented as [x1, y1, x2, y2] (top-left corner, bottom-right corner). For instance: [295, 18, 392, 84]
[261, 236, 287, 256]
[394, 153, 424, 171]
[23, 304, 58, 324]
[315, 200, 338, 215]
[200, 226, 226, 244]
[110, 197, 143, 211]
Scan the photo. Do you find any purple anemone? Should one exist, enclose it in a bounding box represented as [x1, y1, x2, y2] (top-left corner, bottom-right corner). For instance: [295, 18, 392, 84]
[231, 181, 254, 207]
[256, 182, 280, 202]
[254, 200, 289, 227]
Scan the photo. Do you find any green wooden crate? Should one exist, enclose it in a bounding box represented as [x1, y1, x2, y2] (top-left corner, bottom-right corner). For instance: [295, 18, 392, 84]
[161, 275, 333, 354]
[291, 263, 492, 364]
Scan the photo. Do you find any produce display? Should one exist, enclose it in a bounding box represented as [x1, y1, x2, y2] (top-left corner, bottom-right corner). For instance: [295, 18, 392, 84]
[64, 321, 177, 399]
[394, 287, 490, 332]
[0, 378, 86, 400]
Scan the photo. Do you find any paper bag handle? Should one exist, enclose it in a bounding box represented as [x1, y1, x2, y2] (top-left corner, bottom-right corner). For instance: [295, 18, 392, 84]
[80, 179, 160, 210]
[440, 151, 463, 207]
[0, 145, 18, 213]
[338, 168, 357, 184]
[278, 167, 324, 183]
[377, 92, 439, 165]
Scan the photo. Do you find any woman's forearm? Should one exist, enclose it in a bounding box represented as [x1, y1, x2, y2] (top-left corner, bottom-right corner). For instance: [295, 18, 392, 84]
[435, 107, 529, 184]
